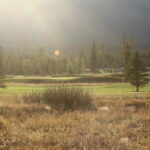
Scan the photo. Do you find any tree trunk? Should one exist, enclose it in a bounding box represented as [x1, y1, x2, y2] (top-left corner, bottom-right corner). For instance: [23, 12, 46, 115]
[136, 85, 139, 92]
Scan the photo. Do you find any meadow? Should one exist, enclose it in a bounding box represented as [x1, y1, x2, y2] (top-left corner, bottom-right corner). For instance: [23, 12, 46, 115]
[0, 74, 150, 150]
[1, 74, 150, 96]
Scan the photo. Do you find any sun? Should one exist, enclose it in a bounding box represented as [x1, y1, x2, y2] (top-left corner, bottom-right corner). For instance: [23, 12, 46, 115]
[54, 50, 61, 56]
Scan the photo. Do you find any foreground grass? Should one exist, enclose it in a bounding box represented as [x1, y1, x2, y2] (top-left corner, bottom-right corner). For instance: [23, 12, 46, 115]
[0, 94, 150, 150]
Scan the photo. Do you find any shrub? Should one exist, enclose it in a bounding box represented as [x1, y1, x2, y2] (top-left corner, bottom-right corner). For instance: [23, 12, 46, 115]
[22, 92, 43, 104]
[22, 86, 93, 111]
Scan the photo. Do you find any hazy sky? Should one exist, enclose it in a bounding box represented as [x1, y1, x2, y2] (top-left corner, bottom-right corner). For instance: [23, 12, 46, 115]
[0, 0, 150, 50]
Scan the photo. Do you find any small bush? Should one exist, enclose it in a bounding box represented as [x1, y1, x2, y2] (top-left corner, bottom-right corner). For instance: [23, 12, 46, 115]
[23, 92, 43, 104]
[22, 87, 93, 111]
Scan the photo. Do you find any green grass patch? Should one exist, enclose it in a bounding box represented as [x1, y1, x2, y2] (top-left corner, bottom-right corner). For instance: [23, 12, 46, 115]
[0, 82, 149, 96]
[5, 74, 123, 84]
[0, 86, 45, 95]
[1, 75, 149, 96]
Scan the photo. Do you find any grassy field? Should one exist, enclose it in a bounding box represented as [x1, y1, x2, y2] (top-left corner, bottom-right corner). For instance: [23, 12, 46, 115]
[1, 74, 150, 96]
[0, 75, 150, 150]
[0, 82, 150, 96]
[5, 74, 124, 84]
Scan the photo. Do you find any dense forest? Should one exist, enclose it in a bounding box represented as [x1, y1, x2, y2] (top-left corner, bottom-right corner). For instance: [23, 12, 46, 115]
[1, 36, 150, 75]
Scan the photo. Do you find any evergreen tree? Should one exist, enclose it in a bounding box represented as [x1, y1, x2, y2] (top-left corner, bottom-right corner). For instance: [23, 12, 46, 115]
[121, 34, 133, 80]
[77, 51, 84, 74]
[90, 41, 97, 73]
[127, 51, 149, 92]
[0, 47, 5, 88]
[124, 50, 131, 80]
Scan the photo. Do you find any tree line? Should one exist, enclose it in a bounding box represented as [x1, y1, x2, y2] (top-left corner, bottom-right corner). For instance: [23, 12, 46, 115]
[0, 35, 149, 91]
[1, 38, 150, 76]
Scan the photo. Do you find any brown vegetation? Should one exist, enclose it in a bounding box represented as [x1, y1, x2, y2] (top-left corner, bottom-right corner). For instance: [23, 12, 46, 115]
[0, 94, 150, 150]
[22, 87, 93, 111]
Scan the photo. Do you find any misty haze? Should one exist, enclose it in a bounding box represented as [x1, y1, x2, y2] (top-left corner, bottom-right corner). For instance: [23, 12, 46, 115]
[0, 0, 150, 50]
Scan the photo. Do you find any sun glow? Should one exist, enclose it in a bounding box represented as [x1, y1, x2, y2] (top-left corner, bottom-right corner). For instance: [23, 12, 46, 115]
[54, 50, 61, 56]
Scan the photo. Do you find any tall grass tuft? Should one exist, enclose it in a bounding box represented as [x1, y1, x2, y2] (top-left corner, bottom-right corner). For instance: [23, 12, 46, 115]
[0, 116, 8, 130]
[22, 86, 93, 111]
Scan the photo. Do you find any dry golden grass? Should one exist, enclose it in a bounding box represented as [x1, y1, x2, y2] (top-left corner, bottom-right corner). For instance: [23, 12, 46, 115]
[0, 94, 150, 150]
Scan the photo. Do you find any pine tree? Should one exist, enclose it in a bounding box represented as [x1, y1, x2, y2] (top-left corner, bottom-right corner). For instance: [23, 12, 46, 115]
[124, 50, 131, 80]
[121, 34, 133, 80]
[127, 51, 149, 92]
[90, 41, 97, 73]
[0, 47, 5, 88]
[77, 51, 84, 74]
